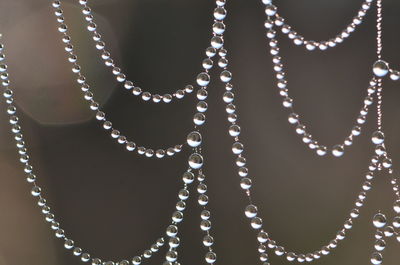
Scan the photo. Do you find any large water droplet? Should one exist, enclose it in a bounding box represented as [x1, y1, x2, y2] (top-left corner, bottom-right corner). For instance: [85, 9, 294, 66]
[187, 131, 202, 147]
[371, 131, 385, 145]
[373, 60, 389, 77]
[373, 213, 387, 228]
[370, 252, 383, 265]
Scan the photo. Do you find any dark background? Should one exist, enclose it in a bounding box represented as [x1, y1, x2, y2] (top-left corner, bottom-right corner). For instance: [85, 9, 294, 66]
[0, 0, 400, 264]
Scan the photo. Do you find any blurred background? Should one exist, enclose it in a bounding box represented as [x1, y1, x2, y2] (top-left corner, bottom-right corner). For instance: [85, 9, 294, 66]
[0, 0, 400, 264]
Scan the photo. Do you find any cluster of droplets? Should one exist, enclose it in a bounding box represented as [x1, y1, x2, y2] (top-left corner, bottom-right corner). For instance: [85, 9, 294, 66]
[215, 25, 375, 265]
[160, 170, 193, 265]
[263, 0, 374, 51]
[76, 0, 201, 104]
[209, 0, 400, 263]
[178, 119, 218, 265]
[368, 3, 400, 259]
[370, 206, 400, 265]
[370, 131, 393, 171]
[263, 2, 378, 157]
[160, 169, 217, 265]
[1, 0, 226, 263]
[187, 168, 218, 265]
[182, 2, 231, 264]
[161, 0, 228, 263]
[368, 118, 400, 265]
[1, 61, 213, 265]
[1, 38, 209, 265]
[3, 0, 400, 264]
[52, 0, 229, 159]
[246, 152, 380, 263]
[371, 0, 400, 82]
[186, 0, 228, 173]
[54, 0, 225, 261]
[196, 169, 218, 265]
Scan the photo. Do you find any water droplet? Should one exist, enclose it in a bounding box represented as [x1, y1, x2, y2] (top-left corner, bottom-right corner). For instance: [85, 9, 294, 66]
[373, 60, 389, 77]
[373, 213, 387, 228]
[371, 131, 385, 145]
[370, 252, 383, 265]
[187, 131, 202, 147]
[188, 153, 203, 169]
